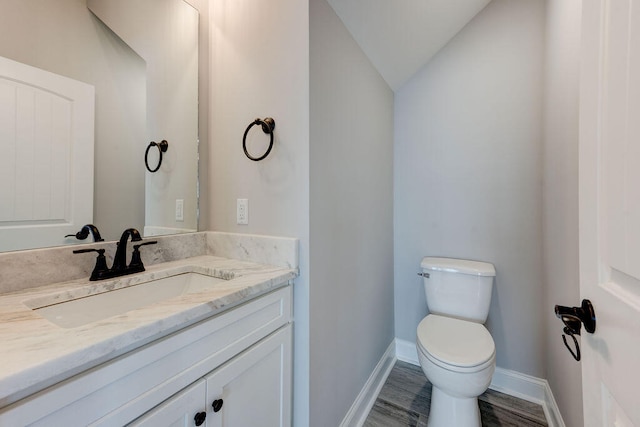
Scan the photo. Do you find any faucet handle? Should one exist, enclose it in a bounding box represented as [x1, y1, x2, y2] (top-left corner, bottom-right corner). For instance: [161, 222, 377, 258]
[73, 248, 110, 281]
[129, 241, 158, 272]
[133, 241, 158, 250]
[73, 248, 103, 254]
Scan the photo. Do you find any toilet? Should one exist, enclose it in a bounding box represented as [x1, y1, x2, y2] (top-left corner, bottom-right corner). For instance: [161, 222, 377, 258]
[416, 257, 496, 427]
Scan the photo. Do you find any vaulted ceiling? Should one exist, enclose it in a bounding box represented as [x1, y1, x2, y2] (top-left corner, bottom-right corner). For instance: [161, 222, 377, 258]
[326, 0, 492, 90]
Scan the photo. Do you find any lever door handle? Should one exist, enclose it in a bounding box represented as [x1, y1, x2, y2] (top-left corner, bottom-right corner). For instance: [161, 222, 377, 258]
[554, 299, 595, 362]
[554, 299, 596, 334]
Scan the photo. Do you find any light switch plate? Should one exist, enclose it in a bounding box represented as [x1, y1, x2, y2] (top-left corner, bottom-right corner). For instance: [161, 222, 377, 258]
[175, 199, 184, 221]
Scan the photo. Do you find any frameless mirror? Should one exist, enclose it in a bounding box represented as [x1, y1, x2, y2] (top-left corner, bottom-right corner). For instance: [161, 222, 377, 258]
[0, 0, 199, 252]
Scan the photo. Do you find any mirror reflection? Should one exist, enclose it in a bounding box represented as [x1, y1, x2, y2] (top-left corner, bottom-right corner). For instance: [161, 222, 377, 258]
[0, 0, 199, 252]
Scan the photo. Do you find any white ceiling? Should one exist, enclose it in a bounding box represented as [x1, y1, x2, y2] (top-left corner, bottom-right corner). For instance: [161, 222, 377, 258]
[326, 0, 492, 90]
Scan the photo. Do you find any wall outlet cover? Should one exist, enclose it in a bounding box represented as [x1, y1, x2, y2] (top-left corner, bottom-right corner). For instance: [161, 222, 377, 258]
[237, 198, 248, 225]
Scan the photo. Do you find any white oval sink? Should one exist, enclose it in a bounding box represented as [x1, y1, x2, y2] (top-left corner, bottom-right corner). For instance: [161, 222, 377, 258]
[27, 273, 228, 328]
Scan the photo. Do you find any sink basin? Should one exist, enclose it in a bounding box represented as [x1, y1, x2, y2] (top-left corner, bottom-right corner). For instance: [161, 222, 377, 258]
[27, 273, 228, 328]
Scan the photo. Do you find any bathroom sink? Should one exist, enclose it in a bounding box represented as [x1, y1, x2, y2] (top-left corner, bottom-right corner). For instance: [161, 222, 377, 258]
[26, 273, 228, 328]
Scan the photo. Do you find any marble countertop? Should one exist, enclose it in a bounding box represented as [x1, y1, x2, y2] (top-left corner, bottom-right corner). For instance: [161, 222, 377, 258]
[0, 255, 297, 408]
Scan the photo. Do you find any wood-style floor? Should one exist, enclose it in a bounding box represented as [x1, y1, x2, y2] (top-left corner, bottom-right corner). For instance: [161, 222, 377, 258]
[364, 361, 548, 427]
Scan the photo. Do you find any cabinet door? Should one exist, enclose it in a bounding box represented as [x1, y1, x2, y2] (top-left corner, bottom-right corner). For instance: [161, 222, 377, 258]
[206, 325, 292, 427]
[128, 380, 207, 427]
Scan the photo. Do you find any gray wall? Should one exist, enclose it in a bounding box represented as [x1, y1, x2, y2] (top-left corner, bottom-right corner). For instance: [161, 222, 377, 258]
[309, 0, 394, 425]
[394, 0, 546, 377]
[206, 0, 310, 424]
[542, 1, 583, 426]
[207, 1, 394, 425]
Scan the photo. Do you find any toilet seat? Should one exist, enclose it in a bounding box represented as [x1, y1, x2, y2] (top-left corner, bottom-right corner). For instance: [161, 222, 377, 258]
[417, 314, 495, 372]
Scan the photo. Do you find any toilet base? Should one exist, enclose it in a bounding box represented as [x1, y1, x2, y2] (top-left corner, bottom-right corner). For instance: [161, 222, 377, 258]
[427, 386, 481, 427]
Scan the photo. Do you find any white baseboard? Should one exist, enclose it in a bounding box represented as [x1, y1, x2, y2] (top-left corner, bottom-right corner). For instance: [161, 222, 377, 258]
[395, 337, 419, 365]
[340, 340, 396, 427]
[490, 367, 566, 427]
[394, 339, 565, 427]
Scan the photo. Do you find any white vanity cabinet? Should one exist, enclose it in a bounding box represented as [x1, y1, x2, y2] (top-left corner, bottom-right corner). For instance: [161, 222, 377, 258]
[0, 285, 292, 427]
[131, 325, 291, 427]
[129, 380, 208, 427]
[204, 325, 291, 427]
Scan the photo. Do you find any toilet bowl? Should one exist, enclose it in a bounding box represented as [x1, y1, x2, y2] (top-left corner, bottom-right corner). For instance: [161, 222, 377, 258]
[417, 257, 496, 427]
[417, 314, 495, 427]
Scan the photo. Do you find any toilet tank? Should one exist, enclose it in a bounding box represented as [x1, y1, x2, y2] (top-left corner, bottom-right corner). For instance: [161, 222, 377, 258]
[421, 257, 496, 323]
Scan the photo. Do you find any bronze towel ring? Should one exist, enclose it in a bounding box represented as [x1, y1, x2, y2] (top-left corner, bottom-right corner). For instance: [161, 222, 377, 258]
[145, 140, 168, 172]
[242, 117, 276, 161]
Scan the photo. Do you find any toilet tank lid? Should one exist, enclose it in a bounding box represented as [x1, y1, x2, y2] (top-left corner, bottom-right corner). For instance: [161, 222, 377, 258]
[421, 257, 495, 277]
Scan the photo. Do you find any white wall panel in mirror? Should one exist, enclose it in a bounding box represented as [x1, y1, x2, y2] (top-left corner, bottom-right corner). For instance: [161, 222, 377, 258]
[88, 0, 199, 238]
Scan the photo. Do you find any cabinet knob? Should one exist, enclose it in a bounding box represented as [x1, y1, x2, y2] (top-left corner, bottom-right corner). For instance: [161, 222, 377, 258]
[212, 399, 224, 413]
[194, 411, 207, 426]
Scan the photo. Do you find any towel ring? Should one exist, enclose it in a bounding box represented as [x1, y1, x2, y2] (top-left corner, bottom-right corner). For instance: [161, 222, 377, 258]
[243, 117, 276, 161]
[145, 140, 168, 173]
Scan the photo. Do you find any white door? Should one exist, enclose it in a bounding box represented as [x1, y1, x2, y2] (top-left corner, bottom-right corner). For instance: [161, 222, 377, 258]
[579, 1, 640, 426]
[0, 55, 94, 251]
